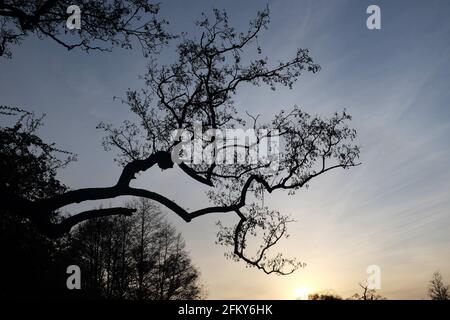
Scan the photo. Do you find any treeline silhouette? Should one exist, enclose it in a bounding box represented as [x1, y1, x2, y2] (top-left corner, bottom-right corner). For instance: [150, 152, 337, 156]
[67, 198, 202, 300]
[307, 283, 385, 301]
[307, 272, 450, 300]
[1, 198, 203, 300]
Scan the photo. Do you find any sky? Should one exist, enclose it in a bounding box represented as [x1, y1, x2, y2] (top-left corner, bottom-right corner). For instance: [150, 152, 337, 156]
[1, 0, 450, 299]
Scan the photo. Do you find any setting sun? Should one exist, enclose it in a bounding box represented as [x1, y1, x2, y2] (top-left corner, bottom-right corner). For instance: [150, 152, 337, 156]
[294, 287, 312, 300]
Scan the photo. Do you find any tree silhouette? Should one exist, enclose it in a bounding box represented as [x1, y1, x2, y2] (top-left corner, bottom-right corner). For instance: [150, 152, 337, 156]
[0, 106, 135, 236]
[0, 106, 85, 298]
[0, 106, 75, 200]
[308, 291, 342, 300]
[348, 282, 385, 300]
[0, 0, 170, 58]
[2, 9, 360, 274]
[68, 198, 203, 300]
[428, 271, 449, 300]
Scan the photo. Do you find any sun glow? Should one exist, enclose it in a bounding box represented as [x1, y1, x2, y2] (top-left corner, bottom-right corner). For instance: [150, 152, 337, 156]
[293, 287, 311, 300]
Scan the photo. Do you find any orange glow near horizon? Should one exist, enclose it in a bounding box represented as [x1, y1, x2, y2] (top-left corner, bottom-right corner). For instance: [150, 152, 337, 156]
[293, 287, 312, 300]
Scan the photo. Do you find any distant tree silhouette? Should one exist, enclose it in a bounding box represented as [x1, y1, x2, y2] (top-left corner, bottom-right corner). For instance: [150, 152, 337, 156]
[69, 198, 203, 300]
[0, 0, 170, 58]
[307, 284, 386, 301]
[308, 291, 342, 300]
[348, 282, 385, 300]
[428, 271, 449, 300]
[2, 9, 360, 274]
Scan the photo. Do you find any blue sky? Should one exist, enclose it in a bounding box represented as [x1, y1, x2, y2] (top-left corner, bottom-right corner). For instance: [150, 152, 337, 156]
[1, 0, 450, 299]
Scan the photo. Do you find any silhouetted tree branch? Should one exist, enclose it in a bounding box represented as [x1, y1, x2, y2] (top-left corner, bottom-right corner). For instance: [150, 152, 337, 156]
[0, 0, 171, 58]
[2, 9, 360, 274]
